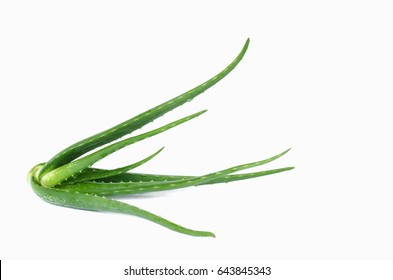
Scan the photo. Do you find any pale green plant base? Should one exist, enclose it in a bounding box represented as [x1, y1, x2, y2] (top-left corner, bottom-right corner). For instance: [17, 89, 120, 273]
[27, 38, 293, 237]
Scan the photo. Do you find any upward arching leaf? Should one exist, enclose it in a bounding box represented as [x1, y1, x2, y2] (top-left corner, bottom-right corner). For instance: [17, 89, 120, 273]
[38, 39, 250, 179]
[64, 147, 165, 184]
[41, 110, 206, 187]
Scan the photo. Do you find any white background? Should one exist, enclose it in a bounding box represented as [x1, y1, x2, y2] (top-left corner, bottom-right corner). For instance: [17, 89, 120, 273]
[1, 0, 392, 261]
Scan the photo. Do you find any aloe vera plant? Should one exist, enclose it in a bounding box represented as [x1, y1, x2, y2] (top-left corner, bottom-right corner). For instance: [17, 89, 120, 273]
[27, 38, 293, 237]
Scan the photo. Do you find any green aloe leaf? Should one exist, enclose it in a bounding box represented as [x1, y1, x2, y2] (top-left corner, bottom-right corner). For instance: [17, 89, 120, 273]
[38, 39, 250, 179]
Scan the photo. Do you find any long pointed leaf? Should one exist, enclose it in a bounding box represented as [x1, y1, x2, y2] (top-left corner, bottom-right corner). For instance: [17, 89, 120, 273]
[38, 39, 250, 179]
[63, 149, 291, 196]
[92, 167, 294, 185]
[29, 175, 214, 237]
[64, 147, 165, 184]
[41, 110, 206, 187]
